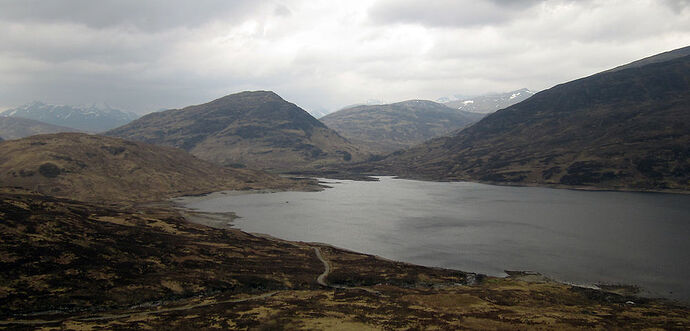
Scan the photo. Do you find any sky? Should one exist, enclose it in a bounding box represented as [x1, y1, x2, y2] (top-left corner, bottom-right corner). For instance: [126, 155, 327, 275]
[0, 0, 688, 115]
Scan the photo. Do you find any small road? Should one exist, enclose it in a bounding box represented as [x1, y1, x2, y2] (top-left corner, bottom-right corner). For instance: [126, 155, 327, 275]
[313, 246, 381, 295]
[314, 247, 331, 286]
[3, 247, 373, 326]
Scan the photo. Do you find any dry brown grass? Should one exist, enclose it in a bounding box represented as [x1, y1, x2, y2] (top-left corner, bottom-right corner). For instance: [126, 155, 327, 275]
[0, 133, 315, 203]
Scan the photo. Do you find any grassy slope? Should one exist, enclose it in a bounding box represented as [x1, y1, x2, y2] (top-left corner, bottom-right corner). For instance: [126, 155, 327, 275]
[375, 54, 690, 193]
[0, 133, 308, 203]
[106, 91, 367, 172]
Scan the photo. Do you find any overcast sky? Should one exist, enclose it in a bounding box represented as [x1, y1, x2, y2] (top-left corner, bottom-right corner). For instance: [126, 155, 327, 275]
[0, 0, 688, 115]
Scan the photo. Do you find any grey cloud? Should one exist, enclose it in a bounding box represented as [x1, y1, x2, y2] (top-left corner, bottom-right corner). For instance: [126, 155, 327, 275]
[663, 0, 690, 12]
[0, 0, 687, 115]
[274, 4, 293, 17]
[0, 0, 264, 31]
[368, 0, 542, 27]
[487, 0, 543, 9]
[0, 24, 174, 65]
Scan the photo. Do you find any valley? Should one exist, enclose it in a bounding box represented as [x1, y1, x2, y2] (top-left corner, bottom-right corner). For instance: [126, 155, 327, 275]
[1, 35, 689, 330]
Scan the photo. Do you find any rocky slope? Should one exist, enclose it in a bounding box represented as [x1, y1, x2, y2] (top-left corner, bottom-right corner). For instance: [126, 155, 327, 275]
[374, 48, 690, 193]
[0, 133, 304, 203]
[106, 91, 365, 171]
[1, 102, 139, 132]
[320, 100, 484, 154]
[442, 88, 536, 114]
[0, 116, 80, 140]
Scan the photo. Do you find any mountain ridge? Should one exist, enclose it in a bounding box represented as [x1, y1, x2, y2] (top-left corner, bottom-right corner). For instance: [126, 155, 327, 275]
[320, 99, 484, 154]
[442, 88, 536, 114]
[370, 49, 690, 193]
[106, 91, 366, 171]
[607, 45, 690, 73]
[1, 102, 139, 132]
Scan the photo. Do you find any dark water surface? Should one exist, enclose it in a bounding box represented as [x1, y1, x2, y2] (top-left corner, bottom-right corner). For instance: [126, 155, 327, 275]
[177, 177, 690, 302]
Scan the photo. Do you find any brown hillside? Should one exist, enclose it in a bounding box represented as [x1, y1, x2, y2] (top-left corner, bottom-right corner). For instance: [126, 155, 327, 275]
[374, 49, 690, 193]
[0, 133, 305, 203]
[320, 100, 483, 154]
[106, 91, 366, 172]
[0, 116, 80, 140]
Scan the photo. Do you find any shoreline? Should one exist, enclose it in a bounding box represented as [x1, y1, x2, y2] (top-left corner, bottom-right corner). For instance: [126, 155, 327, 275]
[292, 170, 690, 195]
[391, 175, 690, 195]
[3, 189, 689, 328]
[172, 189, 686, 306]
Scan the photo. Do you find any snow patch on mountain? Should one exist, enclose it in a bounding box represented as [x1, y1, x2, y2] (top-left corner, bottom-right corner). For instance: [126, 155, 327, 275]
[440, 88, 536, 114]
[1, 102, 139, 132]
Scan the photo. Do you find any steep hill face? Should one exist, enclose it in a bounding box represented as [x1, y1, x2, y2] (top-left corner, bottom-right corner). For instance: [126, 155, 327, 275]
[320, 100, 484, 154]
[1, 102, 139, 132]
[442, 88, 536, 114]
[0, 133, 303, 203]
[377, 50, 690, 192]
[0, 116, 80, 140]
[607, 45, 690, 73]
[107, 91, 365, 171]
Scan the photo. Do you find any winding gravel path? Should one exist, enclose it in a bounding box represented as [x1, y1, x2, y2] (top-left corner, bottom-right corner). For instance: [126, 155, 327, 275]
[2, 246, 375, 326]
[313, 246, 381, 295]
[314, 247, 331, 286]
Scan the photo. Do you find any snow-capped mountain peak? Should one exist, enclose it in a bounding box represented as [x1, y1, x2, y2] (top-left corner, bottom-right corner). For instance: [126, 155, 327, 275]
[0, 102, 139, 132]
[439, 88, 536, 114]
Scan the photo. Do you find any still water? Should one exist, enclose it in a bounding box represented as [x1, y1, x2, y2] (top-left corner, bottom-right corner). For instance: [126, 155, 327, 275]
[177, 177, 690, 302]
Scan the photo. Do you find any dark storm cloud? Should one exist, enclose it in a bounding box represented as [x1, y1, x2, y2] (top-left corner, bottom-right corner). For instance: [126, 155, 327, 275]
[0, 0, 263, 31]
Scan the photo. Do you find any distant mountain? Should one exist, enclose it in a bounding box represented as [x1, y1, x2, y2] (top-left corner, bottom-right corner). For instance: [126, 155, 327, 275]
[0, 116, 80, 140]
[308, 107, 332, 119]
[0, 133, 302, 203]
[374, 48, 690, 193]
[320, 100, 484, 154]
[442, 88, 536, 114]
[0, 102, 139, 132]
[106, 91, 366, 171]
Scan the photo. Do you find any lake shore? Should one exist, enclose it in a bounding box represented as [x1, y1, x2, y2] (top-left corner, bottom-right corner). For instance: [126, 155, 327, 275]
[296, 169, 690, 195]
[174, 195, 674, 303]
[175, 177, 690, 304]
[2, 188, 688, 329]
